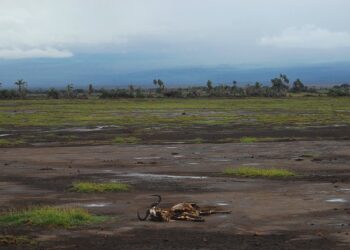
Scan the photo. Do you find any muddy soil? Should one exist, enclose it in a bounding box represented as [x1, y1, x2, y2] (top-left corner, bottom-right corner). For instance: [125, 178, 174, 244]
[2, 124, 350, 147]
[1, 141, 350, 249]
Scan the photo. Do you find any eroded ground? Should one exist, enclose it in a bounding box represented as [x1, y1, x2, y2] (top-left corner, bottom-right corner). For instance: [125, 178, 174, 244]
[1, 140, 350, 249]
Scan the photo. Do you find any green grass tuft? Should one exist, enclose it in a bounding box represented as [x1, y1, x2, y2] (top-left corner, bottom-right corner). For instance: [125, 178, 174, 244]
[0, 207, 105, 228]
[239, 137, 258, 143]
[192, 137, 204, 144]
[0, 139, 25, 146]
[113, 136, 140, 144]
[72, 182, 131, 193]
[224, 167, 296, 178]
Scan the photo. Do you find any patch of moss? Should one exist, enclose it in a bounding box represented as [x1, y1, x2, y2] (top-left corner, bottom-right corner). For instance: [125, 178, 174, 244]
[191, 137, 204, 144]
[72, 182, 131, 193]
[239, 137, 257, 143]
[0, 138, 25, 147]
[113, 136, 140, 144]
[224, 167, 296, 178]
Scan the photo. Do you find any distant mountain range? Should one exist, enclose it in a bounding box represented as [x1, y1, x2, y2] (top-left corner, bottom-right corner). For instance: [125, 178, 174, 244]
[117, 62, 350, 87]
[0, 59, 349, 88]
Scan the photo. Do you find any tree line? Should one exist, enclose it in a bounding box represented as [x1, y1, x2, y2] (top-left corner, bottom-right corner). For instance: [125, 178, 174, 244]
[0, 74, 349, 99]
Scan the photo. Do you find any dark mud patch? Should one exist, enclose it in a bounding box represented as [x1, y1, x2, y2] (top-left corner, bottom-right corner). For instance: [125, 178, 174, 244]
[0, 172, 215, 199]
[141, 125, 350, 144]
[0, 174, 112, 193]
[44, 228, 344, 250]
[301, 170, 350, 184]
[2, 124, 350, 147]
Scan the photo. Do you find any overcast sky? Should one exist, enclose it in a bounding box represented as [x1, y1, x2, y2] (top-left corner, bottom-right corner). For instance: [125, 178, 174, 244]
[0, 0, 350, 85]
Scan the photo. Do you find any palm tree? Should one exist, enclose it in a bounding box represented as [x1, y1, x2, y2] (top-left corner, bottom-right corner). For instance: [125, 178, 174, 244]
[66, 84, 74, 98]
[14, 79, 26, 92]
[14, 79, 27, 97]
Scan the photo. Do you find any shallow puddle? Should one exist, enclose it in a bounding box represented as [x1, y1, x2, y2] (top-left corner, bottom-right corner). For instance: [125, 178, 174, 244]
[134, 157, 161, 160]
[210, 158, 231, 162]
[216, 202, 229, 206]
[173, 155, 184, 158]
[83, 203, 111, 208]
[163, 142, 185, 144]
[326, 198, 347, 203]
[122, 173, 208, 180]
[55, 125, 119, 132]
[242, 163, 260, 166]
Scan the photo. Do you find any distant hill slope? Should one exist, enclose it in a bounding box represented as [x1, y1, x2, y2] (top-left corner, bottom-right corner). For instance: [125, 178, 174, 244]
[0, 59, 349, 88]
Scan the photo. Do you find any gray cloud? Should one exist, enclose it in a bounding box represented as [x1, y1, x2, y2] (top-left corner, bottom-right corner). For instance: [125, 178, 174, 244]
[0, 48, 73, 59]
[0, 0, 349, 66]
[260, 25, 350, 49]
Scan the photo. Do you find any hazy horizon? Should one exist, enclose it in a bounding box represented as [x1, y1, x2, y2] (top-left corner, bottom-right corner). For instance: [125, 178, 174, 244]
[1, 1, 350, 87]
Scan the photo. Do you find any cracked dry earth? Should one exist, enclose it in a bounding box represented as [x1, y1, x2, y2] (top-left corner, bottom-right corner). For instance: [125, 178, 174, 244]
[0, 140, 350, 249]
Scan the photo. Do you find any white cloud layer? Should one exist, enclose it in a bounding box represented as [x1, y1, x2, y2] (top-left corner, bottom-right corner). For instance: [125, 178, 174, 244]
[260, 25, 350, 49]
[0, 1, 350, 64]
[0, 48, 73, 59]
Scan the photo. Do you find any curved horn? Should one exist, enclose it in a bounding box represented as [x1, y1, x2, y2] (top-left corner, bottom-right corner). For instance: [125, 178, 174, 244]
[137, 209, 150, 221]
[150, 194, 162, 207]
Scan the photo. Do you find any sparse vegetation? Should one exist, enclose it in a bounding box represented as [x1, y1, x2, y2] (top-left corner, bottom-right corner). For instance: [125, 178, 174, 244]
[300, 153, 314, 158]
[0, 139, 25, 147]
[72, 182, 131, 193]
[192, 137, 204, 144]
[0, 97, 349, 146]
[240, 137, 258, 143]
[113, 136, 141, 144]
[0, 207, 105, 228]
[1, 98, 349, 128]
[223, 167, 296, 178]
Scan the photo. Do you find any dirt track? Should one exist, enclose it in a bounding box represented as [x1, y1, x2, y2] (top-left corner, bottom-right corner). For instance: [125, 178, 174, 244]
[1, 141, 350, 249]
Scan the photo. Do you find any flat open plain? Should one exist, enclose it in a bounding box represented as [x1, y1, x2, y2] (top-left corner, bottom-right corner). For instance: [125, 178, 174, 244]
[0, 98, 350, 249]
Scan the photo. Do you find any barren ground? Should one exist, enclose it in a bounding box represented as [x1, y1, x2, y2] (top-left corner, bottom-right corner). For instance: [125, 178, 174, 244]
[1, 140, 350, 249]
